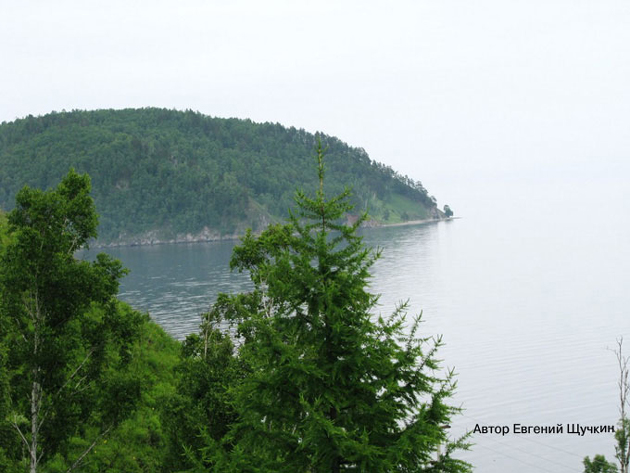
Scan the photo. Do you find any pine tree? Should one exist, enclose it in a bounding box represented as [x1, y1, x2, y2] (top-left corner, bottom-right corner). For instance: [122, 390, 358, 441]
[214, 142, 471, 472]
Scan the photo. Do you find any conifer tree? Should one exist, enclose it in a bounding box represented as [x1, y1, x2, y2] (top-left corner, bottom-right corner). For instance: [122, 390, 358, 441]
[216, 142, 471, 472]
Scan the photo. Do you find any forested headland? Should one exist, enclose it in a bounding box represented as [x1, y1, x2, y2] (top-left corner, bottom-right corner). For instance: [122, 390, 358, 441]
[0, 109, 446, 245]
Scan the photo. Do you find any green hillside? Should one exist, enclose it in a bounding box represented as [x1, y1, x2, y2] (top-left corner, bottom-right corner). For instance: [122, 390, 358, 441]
[0, 108, 443, 244]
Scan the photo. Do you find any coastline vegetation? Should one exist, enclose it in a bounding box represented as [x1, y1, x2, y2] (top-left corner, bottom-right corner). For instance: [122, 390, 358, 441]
[0, 149, 467, 471]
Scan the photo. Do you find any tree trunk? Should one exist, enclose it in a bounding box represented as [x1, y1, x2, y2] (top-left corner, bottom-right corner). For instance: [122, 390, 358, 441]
[616, 338, 629, 473]
[330, 404, 340, 473]
[30, 377, 40, 473]
[30, 299, 42, 473]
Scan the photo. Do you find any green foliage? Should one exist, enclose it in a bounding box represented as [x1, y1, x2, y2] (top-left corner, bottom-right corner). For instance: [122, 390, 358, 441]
[161, 308, 242, 472]
[0, 109, 440, 243]
[444, 204, 454, 218]
[615, 338, 630, 473]
[211, 143, 470, 472]
[0, 209, 8, 246]
[617, 418, 630, 473]
[587, 338, 630, 473]
[584, 454, 619, 473]
[0, 170, 144, 471]
[84, 315, 182, 473]
[383, 193, 429, 223]
[0, 155, 460, 470]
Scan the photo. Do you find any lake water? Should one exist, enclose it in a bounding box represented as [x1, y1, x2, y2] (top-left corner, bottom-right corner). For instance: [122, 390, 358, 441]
[91, 173, 630, 472]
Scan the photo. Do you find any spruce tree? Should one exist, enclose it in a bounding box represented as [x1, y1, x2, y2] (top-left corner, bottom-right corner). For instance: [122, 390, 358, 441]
[217, 142, 471, 472]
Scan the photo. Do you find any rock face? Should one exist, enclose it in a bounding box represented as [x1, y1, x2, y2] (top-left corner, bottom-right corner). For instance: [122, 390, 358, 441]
[100, 227, 241, 247]
[430, 206, 446, 219]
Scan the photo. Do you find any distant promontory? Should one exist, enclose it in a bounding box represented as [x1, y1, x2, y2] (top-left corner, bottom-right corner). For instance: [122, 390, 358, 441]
[0, 108, 446, 245]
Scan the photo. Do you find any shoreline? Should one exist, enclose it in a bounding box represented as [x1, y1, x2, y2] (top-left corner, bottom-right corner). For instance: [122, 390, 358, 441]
[92, 217, 457, 249]
[376, 217, 455, 228]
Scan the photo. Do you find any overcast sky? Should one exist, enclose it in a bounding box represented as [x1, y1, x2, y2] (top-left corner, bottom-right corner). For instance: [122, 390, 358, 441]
[2, 0, 629, 214]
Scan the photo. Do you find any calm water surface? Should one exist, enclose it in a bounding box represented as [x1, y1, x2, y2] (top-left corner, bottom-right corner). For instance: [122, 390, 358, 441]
[91, 176, 630, 472]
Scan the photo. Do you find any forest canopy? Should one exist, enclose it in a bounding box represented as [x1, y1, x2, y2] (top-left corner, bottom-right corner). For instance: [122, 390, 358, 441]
[0, 109, 443, 244]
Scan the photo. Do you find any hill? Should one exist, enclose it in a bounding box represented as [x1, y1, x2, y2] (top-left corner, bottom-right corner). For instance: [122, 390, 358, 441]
[0, 108, 444, 244]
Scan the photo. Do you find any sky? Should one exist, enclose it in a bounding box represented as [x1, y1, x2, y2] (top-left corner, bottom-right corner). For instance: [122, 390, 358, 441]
[2, 0, 629, 215]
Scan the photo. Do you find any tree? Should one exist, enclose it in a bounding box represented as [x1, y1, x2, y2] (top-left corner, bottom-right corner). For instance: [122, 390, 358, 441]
[161, 308, 241, 472]
[583, 454, 618, 473]
[444, 205, 453, 218]
[0, 209, 8, 243]
[614, 338, 630, 473]
[0, 170, 142, 472]
[584, 337, 630, 473]
[215, 143, 470, 472]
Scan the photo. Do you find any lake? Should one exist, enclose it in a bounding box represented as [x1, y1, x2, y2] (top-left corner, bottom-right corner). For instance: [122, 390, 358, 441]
[92, 173, 630, 472]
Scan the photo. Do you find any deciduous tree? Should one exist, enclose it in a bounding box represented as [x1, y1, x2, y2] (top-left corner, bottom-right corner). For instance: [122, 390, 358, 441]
[162, 308, 241, 472]
[0, 170, 142, 472]
[583, 454, 618, 473]
[614, 338, 630, 473]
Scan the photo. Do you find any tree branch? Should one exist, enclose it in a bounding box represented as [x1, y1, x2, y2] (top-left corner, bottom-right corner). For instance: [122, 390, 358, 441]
[66, 424, 113, 473]
[38, 348, 95, 432]
[10, 417, 30, 450]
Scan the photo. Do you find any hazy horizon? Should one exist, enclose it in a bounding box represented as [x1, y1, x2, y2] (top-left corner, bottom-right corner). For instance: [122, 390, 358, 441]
[2, 1, 629, 219]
